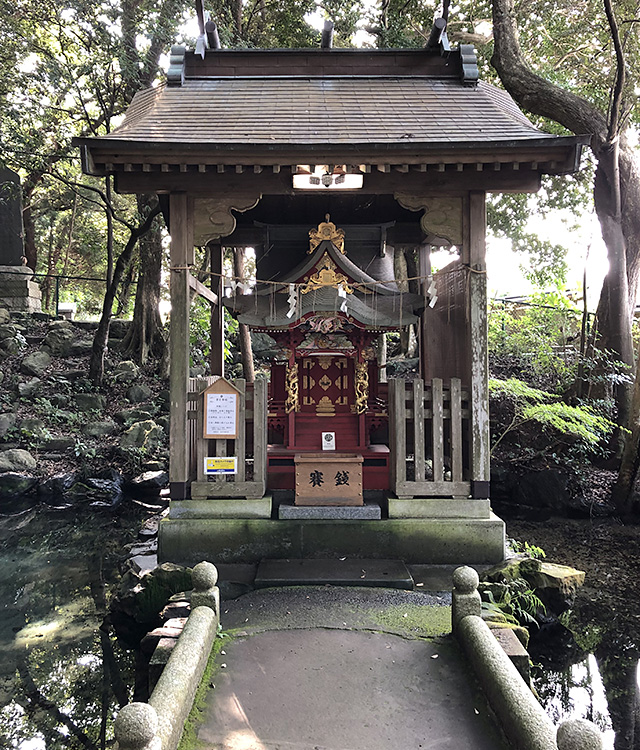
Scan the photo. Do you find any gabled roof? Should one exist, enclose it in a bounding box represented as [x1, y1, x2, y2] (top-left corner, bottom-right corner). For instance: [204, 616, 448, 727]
[75, 46, 587, 185]
[257, 239, 398, 295]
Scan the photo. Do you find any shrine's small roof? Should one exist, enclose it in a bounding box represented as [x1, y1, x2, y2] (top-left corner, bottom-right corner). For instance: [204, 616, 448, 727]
[225, 285, 421, 329]
[256, 239, 399, 295]
[101, 78, 543, 148]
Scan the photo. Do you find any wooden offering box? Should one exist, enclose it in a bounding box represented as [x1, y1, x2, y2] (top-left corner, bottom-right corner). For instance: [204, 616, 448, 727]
[294, 453, 363, 506]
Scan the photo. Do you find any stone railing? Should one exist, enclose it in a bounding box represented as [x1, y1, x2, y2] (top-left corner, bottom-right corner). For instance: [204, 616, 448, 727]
[113, 561, 220, 750]
[452, 565, 605, 750]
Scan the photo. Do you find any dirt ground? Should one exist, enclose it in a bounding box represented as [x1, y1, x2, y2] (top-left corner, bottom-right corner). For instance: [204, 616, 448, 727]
[507, 516, 640, 643]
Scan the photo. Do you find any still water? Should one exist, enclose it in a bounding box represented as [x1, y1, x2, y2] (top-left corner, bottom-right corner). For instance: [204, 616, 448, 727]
[1, 505, 639, 749]
[0, 505, 142, 750]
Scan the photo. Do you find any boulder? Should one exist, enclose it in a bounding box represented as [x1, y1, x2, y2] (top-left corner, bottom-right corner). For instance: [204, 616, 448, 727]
[74, 393, 105, 412]
[20, 350, 52, 377]
[0, 472, 38, 499]
[41, 324, 75, 356]
[109, 319, 130, 339]
[126, 384, 153, 403]
[114, 407, 154, 425]
[121, 420, 163, 449]
[0, 308, 10, 324]
[44, 436, 75, 452]
[66, 475, 123, 506]
[17, 377, 41, 398]
[112, 360, 140, 383]
[38, 472, 77, 501]
[0, 449, 37, 472]
[82, 419, 117, 438]
[68, 339, 93, 357]
[128, 470, 169, 497]
[19, 418, 49, 440]
[0, 412, 17, 438]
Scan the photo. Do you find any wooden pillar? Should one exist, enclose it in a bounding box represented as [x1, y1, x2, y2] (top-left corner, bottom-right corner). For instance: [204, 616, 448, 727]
[468, 191, 490, 498]
[209, 241, 224, 376]
[169, 193, 193, 500]
[417, 242, 431, 380]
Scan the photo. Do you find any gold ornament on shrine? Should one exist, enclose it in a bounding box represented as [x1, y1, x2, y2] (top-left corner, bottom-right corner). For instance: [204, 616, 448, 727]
[308, 214, 345, 254]
[300, 254, 353, 295]
[354, 360, 369, 414]
[285, 362, 299, 413]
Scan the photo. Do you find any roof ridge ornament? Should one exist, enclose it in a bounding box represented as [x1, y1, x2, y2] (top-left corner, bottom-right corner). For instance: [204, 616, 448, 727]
[308, 214, 345, 254]
[167, 45, 186, 86]
[459, 44, 479, 85]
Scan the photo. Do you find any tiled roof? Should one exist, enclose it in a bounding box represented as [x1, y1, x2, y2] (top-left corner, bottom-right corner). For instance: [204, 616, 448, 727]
[102, 78, 548, 147]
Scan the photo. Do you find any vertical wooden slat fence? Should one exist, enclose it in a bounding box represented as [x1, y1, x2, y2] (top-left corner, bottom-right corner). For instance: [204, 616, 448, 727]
[389, 377, 471, 498]
[187, 377, 268, 499]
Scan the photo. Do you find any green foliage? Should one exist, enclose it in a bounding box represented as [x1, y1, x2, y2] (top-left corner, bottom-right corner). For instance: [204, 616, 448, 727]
[489, 294, 582, 387]
[484, 578, 546, 628]
[509, 539, 547, 560]
[489, 377, 618, 459]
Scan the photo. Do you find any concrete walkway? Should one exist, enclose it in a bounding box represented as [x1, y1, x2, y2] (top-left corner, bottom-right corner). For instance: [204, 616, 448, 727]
[193, 586, 511, 750]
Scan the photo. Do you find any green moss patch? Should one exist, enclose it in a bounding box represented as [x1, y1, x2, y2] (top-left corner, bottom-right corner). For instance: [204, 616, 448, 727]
[373, 604, 452, 638]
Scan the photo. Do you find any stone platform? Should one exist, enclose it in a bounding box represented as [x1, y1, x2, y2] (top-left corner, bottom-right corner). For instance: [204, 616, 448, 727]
[158, 512, 505, 566]
[254, 557, 413, 589]
[278, 501, 381, 519]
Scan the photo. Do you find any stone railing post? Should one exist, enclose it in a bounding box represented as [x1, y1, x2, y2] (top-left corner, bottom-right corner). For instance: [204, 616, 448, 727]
[114, 702, 161, 750]
[451, 565, 481, 635]
[190, 560, 220, 614]
[557, 718, 604, 749]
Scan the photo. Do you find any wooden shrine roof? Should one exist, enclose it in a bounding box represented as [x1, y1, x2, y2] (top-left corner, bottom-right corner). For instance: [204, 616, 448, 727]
[76, 47, 587, 188]
[96, 78, 542, 147]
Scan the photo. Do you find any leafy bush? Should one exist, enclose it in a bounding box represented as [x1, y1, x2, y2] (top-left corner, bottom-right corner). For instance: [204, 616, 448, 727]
[489, 377, 617, 464]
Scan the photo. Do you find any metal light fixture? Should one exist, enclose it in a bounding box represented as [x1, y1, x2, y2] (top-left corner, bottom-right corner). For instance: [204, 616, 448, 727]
[293, 164, 363, 190]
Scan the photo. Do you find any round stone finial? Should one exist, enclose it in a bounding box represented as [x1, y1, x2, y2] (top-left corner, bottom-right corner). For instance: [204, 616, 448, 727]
[192, 561, 218, 590]
[452, 566, 479, 594]
[557, 718, 604, 750]
[114, 702, 158, 749]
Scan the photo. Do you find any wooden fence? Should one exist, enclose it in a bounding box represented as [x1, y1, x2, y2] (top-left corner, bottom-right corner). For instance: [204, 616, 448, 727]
[388, 377, 471, 498]
[187, 377, 267, 499]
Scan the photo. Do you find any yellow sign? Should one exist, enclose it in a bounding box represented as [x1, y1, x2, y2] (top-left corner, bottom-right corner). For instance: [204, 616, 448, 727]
[204, 457, 238, 475]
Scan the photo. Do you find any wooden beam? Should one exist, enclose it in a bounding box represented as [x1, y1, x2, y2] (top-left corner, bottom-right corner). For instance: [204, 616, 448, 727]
[188, 272, 219, 305]
[209, 241, 225, 377]
[467, 191, 490, 497]
[116, 168, 542, 196]
[169, 193, 193, 498]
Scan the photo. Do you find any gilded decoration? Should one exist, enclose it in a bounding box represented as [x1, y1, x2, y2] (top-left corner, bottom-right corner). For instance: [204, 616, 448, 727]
[301, 254, 353, 295]
[308, 214, 345, 254]
[355, 360, 369, 414]
[285, 362, 299, 413]
[316, 395, 336, 416]
[307, 314, 345, 334]
[299, 333, 354, 351]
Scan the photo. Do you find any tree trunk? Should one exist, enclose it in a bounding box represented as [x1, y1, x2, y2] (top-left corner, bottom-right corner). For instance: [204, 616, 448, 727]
[233, 247, 255, 383]
[490, 0, 637, 420]
[122, 194, 166, 364]
[89, 204, 161, 385]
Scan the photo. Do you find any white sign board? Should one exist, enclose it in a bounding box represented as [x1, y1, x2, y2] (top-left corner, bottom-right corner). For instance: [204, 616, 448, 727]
[205, 392, 238, 438]
[322, 432, 336, 451]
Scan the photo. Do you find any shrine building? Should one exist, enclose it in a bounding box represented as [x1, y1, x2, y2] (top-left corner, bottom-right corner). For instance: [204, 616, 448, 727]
[76, 28, 586, 566]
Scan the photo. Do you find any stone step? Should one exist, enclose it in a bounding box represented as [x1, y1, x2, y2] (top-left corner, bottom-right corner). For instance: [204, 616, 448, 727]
[255, 558, 414, 590]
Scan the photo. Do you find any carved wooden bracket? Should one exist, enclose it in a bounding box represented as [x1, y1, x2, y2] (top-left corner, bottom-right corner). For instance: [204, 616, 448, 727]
[194, 194, 262, 244]
[394, 194, 463, 247]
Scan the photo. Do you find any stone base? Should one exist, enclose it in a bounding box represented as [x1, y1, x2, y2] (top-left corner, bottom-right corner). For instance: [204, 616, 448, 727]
[279, 502, 381, 520]
[168, 496, 272, 519]
[158, 513, 506, 566]
[389, 497, 491, 519]
[0, 266, 42, 312]
[254, 558, 413, 589]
